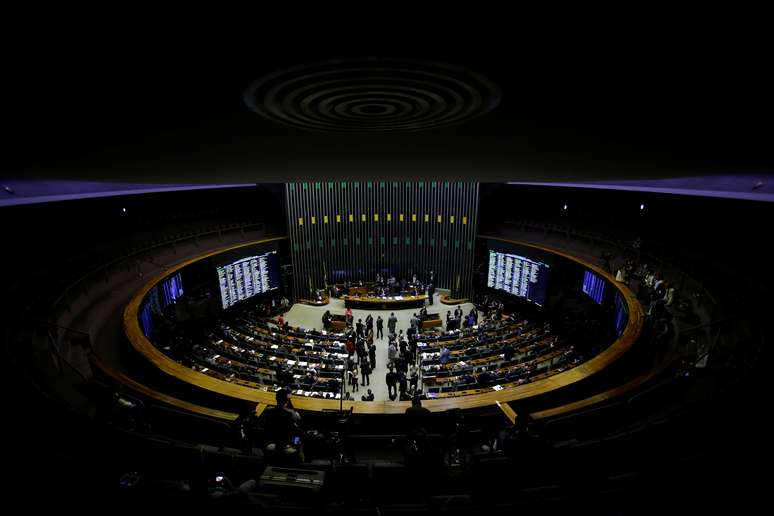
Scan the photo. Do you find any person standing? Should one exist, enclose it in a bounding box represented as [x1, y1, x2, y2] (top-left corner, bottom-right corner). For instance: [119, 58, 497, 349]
[388, 341, 398, 365]
[366, 314, 374, 335]
[376, 315, 384, 340]
[397, 371, 408, 398]
[351, 366, 359, 393]
[368, 341, 377, 370]
[386, 368, 398, 400]
[409, 364, 419, 391]
[427, 283, 434, 305]
[388, 312, 398, 335]
[399, 337, 408, 357]
[360, 359, 371, 386]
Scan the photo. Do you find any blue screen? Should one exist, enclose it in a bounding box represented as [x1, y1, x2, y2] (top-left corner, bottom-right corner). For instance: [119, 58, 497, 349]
[582, 270, 606, 304]
[486, 250, 550, 306]
[139, 299, 154, 337]
[159, 273, 184, 307]
[139, 273, 184, 338]
[614, 292, 628, 336]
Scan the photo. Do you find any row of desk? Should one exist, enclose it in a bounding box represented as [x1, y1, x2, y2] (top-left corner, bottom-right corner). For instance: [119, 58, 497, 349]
[341, 293, 428, 310]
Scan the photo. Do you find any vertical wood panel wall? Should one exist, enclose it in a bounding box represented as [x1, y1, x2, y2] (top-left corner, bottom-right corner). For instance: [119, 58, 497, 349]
[286, 181, 479, 299]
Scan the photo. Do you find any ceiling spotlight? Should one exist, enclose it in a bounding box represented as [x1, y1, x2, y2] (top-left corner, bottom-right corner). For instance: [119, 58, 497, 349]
[563, 204, 568, 210]
[122, 207, 127, 213]
[640, 204, 645, 210]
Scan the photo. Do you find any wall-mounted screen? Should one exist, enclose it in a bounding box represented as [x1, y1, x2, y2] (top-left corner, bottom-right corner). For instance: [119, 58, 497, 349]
[217, 251, 280, 309]
[614, 292, 628, 336]
[159, 273, 184, 307]
[139, 299, 154, 337]
[487, 250, 550, 306]
[582, 270, 606, 304]
[139, 272, 184, 337]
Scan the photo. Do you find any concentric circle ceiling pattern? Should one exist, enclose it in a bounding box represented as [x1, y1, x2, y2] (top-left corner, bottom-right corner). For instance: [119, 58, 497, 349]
[244, 59, 500, 132]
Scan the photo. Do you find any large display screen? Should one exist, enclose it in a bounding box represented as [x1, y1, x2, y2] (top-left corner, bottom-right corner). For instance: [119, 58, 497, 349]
[139, 273, 184, 338]
[139, 299, 154, 337]
[487, 250, 550, 306]
[614, 292, 628, 336]
[217, 251, 280, 309]
[159, 273, 184, 307]
[582, 270, 606, 304]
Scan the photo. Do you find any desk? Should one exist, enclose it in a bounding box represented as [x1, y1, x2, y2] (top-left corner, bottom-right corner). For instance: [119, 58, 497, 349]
[298, 295, 330, 306]
[342, 294, 427, 310]
[421, 313, 443, 329]
[440, 294, 468, 305]
[329, 314, 348, 332]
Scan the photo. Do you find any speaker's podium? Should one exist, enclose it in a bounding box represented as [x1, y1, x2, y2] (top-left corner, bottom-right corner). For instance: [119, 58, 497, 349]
[259, 467, 325, 496]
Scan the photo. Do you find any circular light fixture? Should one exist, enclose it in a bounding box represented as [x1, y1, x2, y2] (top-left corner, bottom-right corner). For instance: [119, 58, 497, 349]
[244, 58, 501, 133]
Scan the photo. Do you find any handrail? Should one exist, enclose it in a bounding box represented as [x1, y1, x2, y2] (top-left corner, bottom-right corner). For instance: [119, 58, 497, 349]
[531, 358, 679, 422]
[502, 219, 720, 305]
[125, 237, 643, 414]
[50, 221, 268, 314]
[89, 351, 240, 422]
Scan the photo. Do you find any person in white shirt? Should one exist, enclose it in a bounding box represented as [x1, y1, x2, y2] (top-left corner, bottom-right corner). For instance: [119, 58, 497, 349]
[663, 282, 675, 306]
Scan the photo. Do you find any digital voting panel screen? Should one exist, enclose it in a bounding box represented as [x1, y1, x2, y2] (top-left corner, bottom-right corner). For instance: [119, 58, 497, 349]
[487, 250, 550, 306]
[582, 270, 606, 304]
[614, 291, 628, 336]
[139, 273, 184, 338]
[217, 250, 281, 309]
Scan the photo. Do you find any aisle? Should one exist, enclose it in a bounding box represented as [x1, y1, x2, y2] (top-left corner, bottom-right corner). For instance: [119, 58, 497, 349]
[283, 294, 479, 401]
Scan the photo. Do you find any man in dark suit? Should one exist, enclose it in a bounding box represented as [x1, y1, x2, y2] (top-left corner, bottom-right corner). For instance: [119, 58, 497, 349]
[405, 396, 431, 434]
[368, 342, 377, 370]
[386, 368, 398, 400]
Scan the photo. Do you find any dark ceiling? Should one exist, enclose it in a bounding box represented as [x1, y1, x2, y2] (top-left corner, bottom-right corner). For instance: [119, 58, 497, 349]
[4, 24, 771, 184]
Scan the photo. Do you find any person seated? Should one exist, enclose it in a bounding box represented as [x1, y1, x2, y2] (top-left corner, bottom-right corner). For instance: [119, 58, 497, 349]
[405, 396, 431, 435]
[263, 389, 302, 459]
[361, 389, 375, 401]
[476, 368, 492, 387]
[439, 346, 451, 365]
[502, 342, 515, 361]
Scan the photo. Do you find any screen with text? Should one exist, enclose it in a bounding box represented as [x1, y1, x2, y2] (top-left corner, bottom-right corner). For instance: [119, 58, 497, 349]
[487, 250, 550, 306]
[582, 270, 606, 304]
[217, 251, 280, 309]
